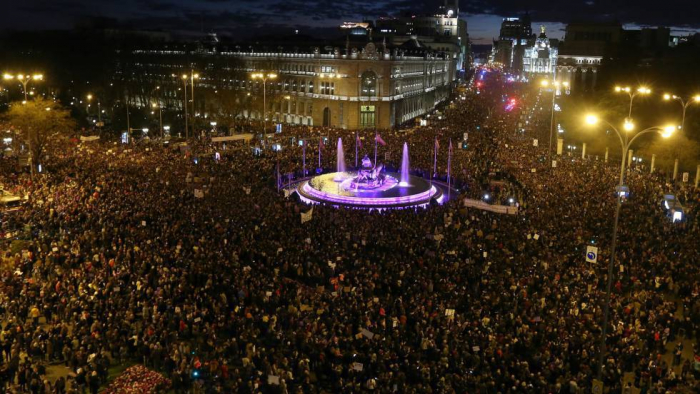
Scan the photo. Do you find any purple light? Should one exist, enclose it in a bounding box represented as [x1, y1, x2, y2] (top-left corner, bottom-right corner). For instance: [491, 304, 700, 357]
[301, 182, 437, 206]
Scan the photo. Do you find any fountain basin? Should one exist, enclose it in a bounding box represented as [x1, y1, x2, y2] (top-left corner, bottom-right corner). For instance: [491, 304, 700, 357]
[297, 172, 442, 209]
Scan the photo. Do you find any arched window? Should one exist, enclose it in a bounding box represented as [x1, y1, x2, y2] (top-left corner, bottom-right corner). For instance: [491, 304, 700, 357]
[361, 70, 377, 97]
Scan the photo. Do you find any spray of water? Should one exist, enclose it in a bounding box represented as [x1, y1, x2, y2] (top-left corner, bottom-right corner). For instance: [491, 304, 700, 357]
[399, 142, 410, 186]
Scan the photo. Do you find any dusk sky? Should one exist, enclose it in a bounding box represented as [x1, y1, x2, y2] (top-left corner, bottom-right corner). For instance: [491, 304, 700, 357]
[3, 0, 700, 44]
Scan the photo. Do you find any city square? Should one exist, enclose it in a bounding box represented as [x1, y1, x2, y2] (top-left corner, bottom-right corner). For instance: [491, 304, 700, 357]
[0, 1, 699, 393]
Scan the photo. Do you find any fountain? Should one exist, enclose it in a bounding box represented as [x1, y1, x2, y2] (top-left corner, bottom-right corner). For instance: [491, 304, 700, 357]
[334, 138, 346, 181]
[296, 141, 444, 209]
[399, 142, 410, 186]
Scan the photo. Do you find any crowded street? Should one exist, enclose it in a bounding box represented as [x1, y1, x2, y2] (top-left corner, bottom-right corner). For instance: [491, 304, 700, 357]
[0, 69, 698, 394]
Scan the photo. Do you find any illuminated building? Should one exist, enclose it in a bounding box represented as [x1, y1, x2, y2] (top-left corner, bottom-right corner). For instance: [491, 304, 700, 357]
[374, 0, 470, 75]
[523, 26, 558, 76]
[121, 37, 454, 129]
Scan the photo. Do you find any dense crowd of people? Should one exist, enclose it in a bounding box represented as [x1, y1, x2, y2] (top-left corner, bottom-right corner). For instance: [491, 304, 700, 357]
[0, 69, 698, 393]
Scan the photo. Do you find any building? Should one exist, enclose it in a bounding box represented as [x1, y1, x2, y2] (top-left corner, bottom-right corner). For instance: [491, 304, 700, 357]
[373, 0, 469, 75]
[556, 22, 624, 91]
[523, 26, 558, 76]
[120, 36, 455, 130]
[491, 15, 534, 74]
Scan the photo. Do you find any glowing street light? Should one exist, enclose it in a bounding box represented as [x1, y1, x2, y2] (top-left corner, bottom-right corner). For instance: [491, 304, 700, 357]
[3, 73, 44, 101]
[585, 113, 676, 383]
[662, 92, 700, 131]
[174, 72, 200, 139]
[613, 84, 650, 120]
[540, 79, 569, 167]
[250, 72, 278, 138]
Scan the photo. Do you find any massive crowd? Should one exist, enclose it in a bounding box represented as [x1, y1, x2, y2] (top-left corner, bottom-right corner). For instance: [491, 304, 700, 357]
[0, 70, 698, 394]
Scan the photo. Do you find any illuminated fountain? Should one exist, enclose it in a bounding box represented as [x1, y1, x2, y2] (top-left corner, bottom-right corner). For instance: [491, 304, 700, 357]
[296, 151, 443, 209]
[399, 142, 410, 187]
[334, 138, 346, 181]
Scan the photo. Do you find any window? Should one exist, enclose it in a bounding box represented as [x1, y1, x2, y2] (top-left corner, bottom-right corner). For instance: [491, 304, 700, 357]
[360, 105, 375, 128]
[307, 102, 313, 115]
[308, 80, 314, 93]
[361, 70, 377, 97]
[321, 66, 335, 73]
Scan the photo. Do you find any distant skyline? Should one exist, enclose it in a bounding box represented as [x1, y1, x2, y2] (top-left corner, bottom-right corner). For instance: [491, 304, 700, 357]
[2, 1, 699, 45]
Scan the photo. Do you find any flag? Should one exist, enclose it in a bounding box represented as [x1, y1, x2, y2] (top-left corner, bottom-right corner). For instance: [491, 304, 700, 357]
[301, 208, 314, 224]
[319, 137, 325, 150]
[375, 134, 386, 146]
[435, 138, 440, 150]
[356, 133, 362, 148]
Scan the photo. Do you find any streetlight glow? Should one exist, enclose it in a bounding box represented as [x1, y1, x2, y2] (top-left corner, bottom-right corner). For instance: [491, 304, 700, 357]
[623, 121, 634, 131]
[661, 125, 676, 138]
[540, 80, 549, 87]
[585, 114, 599, 125]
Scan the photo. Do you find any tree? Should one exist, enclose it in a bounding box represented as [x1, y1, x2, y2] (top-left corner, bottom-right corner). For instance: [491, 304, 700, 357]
[5, 98, 75, 173]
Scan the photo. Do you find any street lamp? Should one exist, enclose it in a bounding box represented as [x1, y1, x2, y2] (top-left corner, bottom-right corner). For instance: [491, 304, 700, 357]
[662, 93, 699, 180]
[86, 94, 102, 124]
[173, 74, 192, 139]
[585, 113, 676, 383]
[662, 93, 700, 131]
[251, 72, 278, 139]
[541, 79, 569, 167]
[613, 85, 651, 120]
[3, 73, 43, 101]
[152, 102, 163, 138]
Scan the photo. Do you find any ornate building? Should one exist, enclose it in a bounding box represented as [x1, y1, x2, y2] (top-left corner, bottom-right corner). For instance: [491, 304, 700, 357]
[523, 26, 558, 76]
[121, 37, 455, 130]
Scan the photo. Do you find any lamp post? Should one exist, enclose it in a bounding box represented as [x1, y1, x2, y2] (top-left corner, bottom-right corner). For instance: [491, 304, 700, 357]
[613, 85, 651, 120]
[173, 74, 190, 139]
[662, 93, 700, 132]
[86, 94, 103, 123]
[152, 102, 163, 138]
[663, 93, 699, 180]
[189, 71, 199, 137]
[3, 73, 43, 102]
[540, 79, 569, 167]
[251, 72, 278, 139]
[584, 114, 675, 383]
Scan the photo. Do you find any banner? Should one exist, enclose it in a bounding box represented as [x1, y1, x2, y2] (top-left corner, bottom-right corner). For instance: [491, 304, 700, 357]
[80, 135, 100, 142]
[585, 245, 598, 263]
[463, 199, 518, 215]
[301, 208, 314, 224]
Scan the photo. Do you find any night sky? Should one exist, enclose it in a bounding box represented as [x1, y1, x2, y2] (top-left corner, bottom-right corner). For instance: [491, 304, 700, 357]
[4, 0, 700, 44]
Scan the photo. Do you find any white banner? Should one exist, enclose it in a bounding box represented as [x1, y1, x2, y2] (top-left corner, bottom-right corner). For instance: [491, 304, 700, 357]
[586, 245, 598, 263]
[533, 139, 538, 147]
[80, 135, 100, 142]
